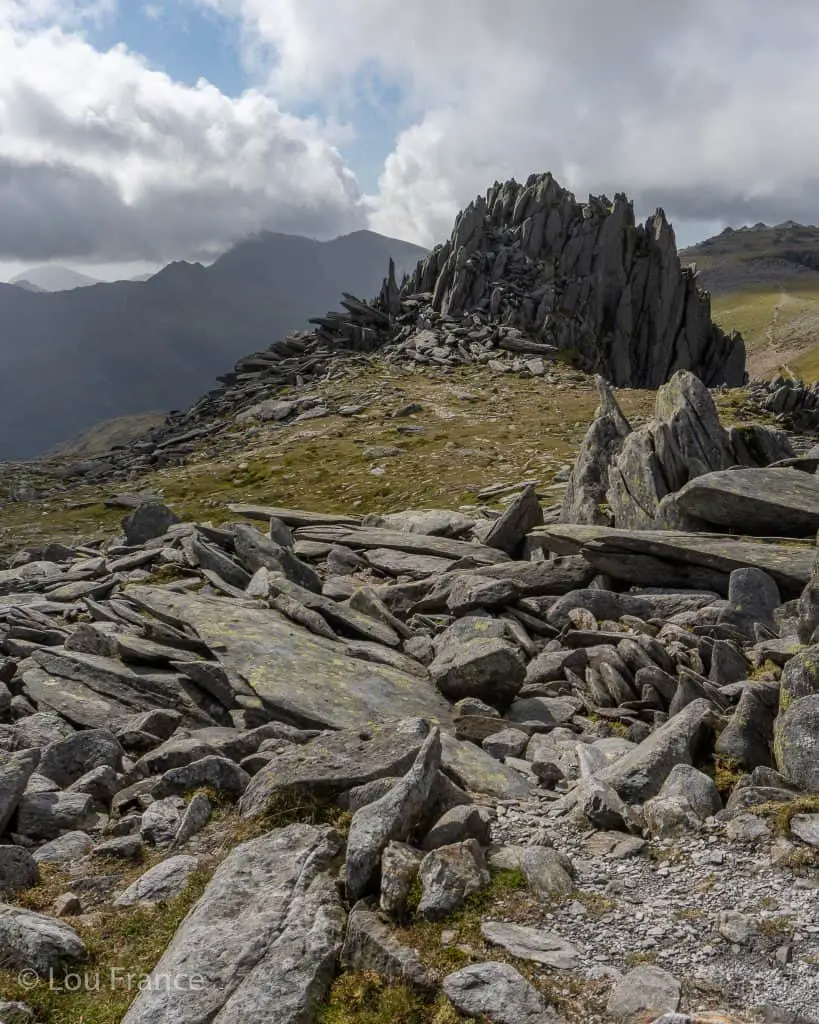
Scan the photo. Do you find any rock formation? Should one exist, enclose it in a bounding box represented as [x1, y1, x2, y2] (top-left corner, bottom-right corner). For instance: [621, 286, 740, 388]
[1, 438, 818, 1020]
[402, 173, 746, 388]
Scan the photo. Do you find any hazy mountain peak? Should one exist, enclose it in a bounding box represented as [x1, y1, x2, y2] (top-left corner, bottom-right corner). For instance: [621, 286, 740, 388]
[9, 265, 101, 292]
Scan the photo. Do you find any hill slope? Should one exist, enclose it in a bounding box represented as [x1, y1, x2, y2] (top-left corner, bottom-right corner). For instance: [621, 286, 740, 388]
[681, 222, 819, 379]
[0, 230, 427, 459]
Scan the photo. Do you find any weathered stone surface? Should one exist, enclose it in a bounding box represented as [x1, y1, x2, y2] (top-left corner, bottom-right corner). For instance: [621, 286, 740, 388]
[126, 587, 451, 731]
[172, 792, 212, 847]
[417, 839, 489, 920]
[0, 750, 39, 835]
[15, 791, 96, 842]
[233, 522, 320, 592]
[0, 904, 86, 977]
[153, 756, 250, 801]
[483, 484, 544, 555]
[114, 855, 200, 907]
[482, 727, 529, 759]
[440, 732, 532, 800]
[422, 804, 493, 851]
[600, 699, 717, 802]
[790, 814, 819, 847]
[122, 502, 180, 545]
[715, 686, 777, 769]
[561, 378, 631, 525]
[606, 965, 681, 1021]
[341, 904, 435, 992]
[728, 567, 781, 624]
[521, 847, 574, 896]
[241, 719, 431, 818]
[0, 846, 38, 895]
[32, 832, 93, 865]
[295, 524, 510, 564]
[380, 841, 422, 917]
[430, 638, 524, 709]
[346, 729, 441, 902]
[121, 824, 345, 1024]
[481, 921, 580, 969]
[140, 797, 185, 847]
[774, 693, 819, 791]
[674, 468, 819, 537]
[443, 961, 558, 1024]
[543, 526, 813, 600]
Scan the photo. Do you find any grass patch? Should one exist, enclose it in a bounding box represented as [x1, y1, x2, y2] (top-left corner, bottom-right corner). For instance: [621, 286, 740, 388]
[709, 756, 746, 800]
[751, 794, 819, 836]
[0, 361, 658, 558]
[229, 787, 353, 845]
[0, 868, 211, 1024]
[757, 915, 795, 938]
[319, 971, 462, 1024]
[623, 950, 658, 966]
[573, 891, 615, 919]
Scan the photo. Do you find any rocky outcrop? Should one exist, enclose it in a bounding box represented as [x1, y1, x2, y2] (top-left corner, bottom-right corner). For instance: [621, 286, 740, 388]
[403, 173, 745, 388]
[561, 370, 795, 530]
[122, 824, 345, 1024]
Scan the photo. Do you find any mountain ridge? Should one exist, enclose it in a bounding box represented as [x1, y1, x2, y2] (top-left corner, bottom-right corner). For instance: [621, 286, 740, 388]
[0, 230, 428, 460]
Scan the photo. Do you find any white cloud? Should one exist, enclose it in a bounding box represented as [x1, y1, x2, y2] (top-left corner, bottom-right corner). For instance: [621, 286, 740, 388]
[8, 0, 819, 263]
[0, 1, 365, 261]
[198, 0, 819, 246]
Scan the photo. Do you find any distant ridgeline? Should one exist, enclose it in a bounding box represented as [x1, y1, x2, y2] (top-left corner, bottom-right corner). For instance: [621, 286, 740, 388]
[314, 172, 747, 389]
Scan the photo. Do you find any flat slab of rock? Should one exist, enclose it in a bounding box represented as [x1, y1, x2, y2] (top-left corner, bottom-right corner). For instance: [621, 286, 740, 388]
[295, 525, 511, 565]
[228, 504, 362, 528]
[674, 468, 819, 536]
[481, 921, 580, 969]
[121, 824, 345, 1024]
[606, 965, 681, 1021]
[441, 732, 532, 800]
[126, 587, 451, 731]
[540, 525, 813, 598]
[240, 719, 432, 818]
[443, 961, 560, 1024]
[364, 548, 457, 578]
[114, 855, 200, 906]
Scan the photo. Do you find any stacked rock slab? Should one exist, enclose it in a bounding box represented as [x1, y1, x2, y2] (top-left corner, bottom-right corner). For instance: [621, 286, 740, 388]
[402, 173, 746, 387]
[560, 370, 795, 529]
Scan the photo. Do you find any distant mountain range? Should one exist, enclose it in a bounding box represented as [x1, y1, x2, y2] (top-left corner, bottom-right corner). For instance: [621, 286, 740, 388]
[0, 230, 427, 459]
[10, 266, 103, 292]
[680, 221, 819, 293]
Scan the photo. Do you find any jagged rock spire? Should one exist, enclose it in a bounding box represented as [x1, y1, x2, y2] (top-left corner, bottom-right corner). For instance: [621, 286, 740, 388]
[401, 173, 746, 388]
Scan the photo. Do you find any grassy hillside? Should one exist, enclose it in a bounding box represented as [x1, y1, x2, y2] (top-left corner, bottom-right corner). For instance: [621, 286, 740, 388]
[710, 281, 819, 380]
[0, 360, 761, 559]
[681, 222, 819, 381]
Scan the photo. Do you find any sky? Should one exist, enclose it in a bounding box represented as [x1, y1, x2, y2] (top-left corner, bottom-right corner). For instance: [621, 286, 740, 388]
[2, 0, 819, 282]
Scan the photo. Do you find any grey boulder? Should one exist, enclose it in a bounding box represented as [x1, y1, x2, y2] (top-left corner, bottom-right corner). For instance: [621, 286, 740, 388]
[0, 904, 86, 977]
[345, 729, 441, 903]
[0, 749, 39, 835]
[417, 839, 489, 920]
[121, 824, 345, 1024]
[605, 965, 681, 1021]
[443, 961, 560, 1024]
[600, 698, 717, 802]
[114, 855, 201, 907]
[38, 729, 123, 788]
[430, 638, 525, 710]
[774, 693, 819, 791]
[0, 846, 38, 895]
